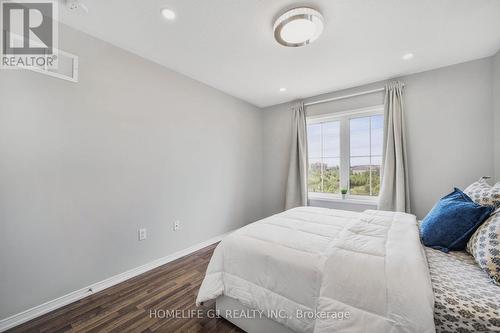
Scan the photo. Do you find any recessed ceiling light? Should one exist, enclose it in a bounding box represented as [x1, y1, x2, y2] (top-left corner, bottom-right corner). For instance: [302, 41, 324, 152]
[279, 87, 287, 92]
[402, 53, 414, 60]
[161, 8, 176, 20]
[273, 7, 324, 47]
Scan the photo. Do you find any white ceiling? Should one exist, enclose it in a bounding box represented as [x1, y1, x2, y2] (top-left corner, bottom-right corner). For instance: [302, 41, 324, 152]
[60, 0, 500, 108]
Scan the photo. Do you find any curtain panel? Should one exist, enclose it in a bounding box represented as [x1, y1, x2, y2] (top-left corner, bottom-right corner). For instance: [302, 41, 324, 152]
[378, 81, 411, 213]
[285, 102, 308, 209]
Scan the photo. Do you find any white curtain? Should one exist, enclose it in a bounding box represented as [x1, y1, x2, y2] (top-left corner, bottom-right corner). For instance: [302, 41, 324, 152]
[378, 81, 411, 213]
[285, 102, 308, 209]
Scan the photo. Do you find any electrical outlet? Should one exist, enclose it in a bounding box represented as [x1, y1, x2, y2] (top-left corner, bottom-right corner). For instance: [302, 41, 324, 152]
[138, 228, 147, 241]
[173, 220, 180, 232]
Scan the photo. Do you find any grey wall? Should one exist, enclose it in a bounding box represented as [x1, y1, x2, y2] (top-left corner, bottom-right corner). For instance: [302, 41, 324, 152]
[262, 103, 292, 216]
[403, 58, 494, 218]
[494, 51, 500, 182]
[0, 25, 264, 319]
[263, 57, 495, 219]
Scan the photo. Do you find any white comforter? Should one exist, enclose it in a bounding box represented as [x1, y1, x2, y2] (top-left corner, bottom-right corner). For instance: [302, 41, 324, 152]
[196, 207, 435, 333]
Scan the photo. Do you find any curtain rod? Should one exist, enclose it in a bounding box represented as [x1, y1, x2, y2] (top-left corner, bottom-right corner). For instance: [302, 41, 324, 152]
[304, 87, 385, 107]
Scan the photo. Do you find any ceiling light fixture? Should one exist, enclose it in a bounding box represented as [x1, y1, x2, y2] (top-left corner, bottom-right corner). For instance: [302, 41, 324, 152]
[161, 8, 176, 20]
[273, 7, 324, 47]
[402, 53, 414, 60]
[279, 87, 287, 92]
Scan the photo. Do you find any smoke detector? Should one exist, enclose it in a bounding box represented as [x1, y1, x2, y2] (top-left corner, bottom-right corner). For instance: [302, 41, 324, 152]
[65, 0, 88, 13]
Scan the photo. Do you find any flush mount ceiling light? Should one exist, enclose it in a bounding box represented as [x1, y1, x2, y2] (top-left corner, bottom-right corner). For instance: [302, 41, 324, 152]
[402, 53, 414, 60]
[273, 7, 324, 47]
[161, 8, 176, 20]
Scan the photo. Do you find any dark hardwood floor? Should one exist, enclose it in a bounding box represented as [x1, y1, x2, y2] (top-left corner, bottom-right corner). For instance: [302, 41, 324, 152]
[7, 243, 243, 333]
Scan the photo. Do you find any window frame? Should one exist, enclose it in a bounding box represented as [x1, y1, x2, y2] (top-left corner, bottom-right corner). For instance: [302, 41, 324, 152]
[306, 105, 384, 203]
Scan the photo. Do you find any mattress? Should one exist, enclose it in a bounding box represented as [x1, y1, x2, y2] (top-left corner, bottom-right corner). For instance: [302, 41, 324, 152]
[425, 247, 500, 333]
[196, 207, 435, 333]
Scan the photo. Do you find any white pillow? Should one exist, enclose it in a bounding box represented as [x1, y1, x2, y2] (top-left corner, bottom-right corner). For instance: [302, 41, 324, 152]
[463, 178, 500, 208]
[466, 212, 500, 285]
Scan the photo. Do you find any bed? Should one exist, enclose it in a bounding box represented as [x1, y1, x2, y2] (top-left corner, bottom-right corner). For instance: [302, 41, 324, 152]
[196, 207, 435, 333]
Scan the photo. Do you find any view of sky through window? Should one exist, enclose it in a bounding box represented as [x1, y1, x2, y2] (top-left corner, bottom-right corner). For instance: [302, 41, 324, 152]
[307, 113, 383, 197]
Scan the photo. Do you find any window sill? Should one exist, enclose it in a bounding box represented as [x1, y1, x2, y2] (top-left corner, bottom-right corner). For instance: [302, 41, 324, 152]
[308, 193, 378, 206]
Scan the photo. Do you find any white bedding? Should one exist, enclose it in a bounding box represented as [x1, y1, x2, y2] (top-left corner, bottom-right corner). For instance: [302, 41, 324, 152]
[196, 207, 435, 333]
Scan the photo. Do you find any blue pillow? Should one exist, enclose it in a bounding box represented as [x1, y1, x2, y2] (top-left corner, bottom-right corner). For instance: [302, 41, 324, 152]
[420, 188, 494, 252]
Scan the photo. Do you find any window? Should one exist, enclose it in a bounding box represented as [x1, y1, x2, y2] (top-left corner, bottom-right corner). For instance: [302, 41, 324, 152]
[307, 121, 340, 194]
[307, 107, 384, 200]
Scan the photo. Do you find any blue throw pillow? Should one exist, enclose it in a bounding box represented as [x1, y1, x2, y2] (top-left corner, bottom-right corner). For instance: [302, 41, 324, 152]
[420, 188, 494, 252]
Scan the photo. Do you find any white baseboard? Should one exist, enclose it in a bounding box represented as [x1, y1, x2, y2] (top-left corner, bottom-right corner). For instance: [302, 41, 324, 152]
[0, 232, 229, 332]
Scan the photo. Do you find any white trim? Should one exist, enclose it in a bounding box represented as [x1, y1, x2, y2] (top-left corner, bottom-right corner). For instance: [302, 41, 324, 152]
[304, 88, 385, 107]
[308, 194, 380, 205]
[308, 192, 378, 206]
[0, 231, 231, 332]
[306, 105, 384, 123]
